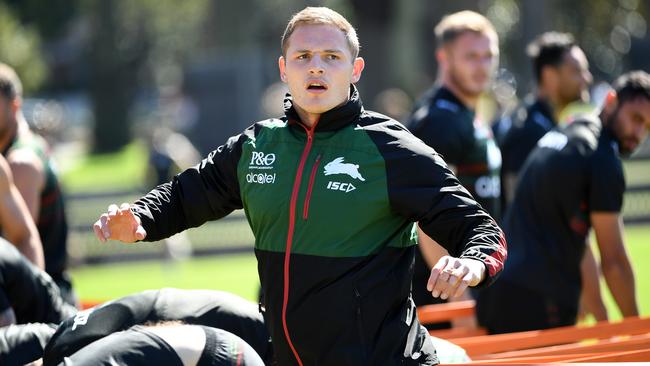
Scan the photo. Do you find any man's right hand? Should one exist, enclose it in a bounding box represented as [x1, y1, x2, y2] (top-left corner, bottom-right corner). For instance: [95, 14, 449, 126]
[93, 203, 147, 243]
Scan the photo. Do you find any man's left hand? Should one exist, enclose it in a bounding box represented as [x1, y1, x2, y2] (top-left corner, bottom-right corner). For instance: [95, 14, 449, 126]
[427, 256, 485, 300]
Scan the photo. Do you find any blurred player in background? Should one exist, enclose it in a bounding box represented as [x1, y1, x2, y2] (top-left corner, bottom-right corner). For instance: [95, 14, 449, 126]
[0, 63, 75, 306]
[476, 71, 649, 333]
[499, 32, 592, 206]
[407, 11, 501, 328]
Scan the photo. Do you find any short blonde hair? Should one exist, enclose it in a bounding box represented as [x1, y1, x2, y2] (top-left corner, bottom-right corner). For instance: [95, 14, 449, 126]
[434, 10, 498, 47]
[0, 62, 22, 100]
[281, 7, 360, 59]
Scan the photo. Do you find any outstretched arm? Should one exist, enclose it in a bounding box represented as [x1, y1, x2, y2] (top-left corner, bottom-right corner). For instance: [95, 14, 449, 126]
[93, 132, 247, 243]
[592, 212, 638, 318]
[93, 203, 147, 243]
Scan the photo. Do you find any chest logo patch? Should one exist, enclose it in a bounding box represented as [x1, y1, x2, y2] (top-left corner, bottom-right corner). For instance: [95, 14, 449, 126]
[324, 157, 365, 181]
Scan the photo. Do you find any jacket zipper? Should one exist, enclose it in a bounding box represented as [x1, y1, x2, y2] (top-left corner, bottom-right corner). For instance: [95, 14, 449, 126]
[303, 154, 321, 220]
[282, 120, 318, 366]
[355, 288, 369, 362]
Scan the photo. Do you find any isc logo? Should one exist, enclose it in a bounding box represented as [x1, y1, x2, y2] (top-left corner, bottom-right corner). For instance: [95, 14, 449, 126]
[327, 181, 356, 193]
[250, 152, 276, 166]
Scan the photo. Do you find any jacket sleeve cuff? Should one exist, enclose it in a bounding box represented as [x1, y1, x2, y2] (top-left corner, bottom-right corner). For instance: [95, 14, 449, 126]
[460, 249, 502, 289]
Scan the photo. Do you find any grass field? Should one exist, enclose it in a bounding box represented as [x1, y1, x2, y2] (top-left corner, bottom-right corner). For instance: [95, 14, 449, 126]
[597, 225, 650, 320]
[71, 252, 261, 301]
[71, 225, 650, 320]
[60, 141, 148, 193]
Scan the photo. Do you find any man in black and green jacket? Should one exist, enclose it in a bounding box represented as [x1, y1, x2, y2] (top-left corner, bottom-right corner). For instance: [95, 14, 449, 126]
[94, 7, 507, 365]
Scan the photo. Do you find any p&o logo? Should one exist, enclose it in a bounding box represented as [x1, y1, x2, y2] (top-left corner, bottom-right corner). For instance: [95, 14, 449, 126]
[250, 151, 276, 169]
[248, 151, 277, 185]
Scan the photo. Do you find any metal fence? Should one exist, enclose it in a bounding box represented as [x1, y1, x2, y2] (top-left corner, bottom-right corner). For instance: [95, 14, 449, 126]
[66, 190, 255, 266]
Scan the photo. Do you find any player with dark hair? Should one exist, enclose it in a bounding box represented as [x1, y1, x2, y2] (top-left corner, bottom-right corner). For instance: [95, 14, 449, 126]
[499, 32, 592, 206]
[476, 71, 650, 333]
[498, 32, 607, 322]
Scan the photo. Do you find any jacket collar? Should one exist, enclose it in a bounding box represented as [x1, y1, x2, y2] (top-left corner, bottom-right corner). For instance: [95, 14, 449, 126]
[433, 86, 475, 118]
[283, 85, 363, 132]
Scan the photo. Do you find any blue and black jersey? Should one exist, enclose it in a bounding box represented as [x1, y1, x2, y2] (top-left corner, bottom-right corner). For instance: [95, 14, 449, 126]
[409, 86, 502, 218]
[407, 86, 502, 313]
[500, 98, 556, 177]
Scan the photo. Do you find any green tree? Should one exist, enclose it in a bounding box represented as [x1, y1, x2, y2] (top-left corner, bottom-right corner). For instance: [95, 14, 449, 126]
[0, 2, 47, 94]
[82, 0, 210, 153]
[85, 0, 148, 152]
[4, 0, 79, 40]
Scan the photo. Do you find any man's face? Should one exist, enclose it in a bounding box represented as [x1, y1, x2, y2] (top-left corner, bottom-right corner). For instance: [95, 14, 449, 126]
[278, 24, 364, 117]
[556, 46, 592, 105]
[443, 32, 498, 97]
[609, 97, 650, 155]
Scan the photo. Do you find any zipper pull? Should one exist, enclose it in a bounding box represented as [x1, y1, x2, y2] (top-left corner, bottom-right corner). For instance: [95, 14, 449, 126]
[302, 154, 322, 221]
